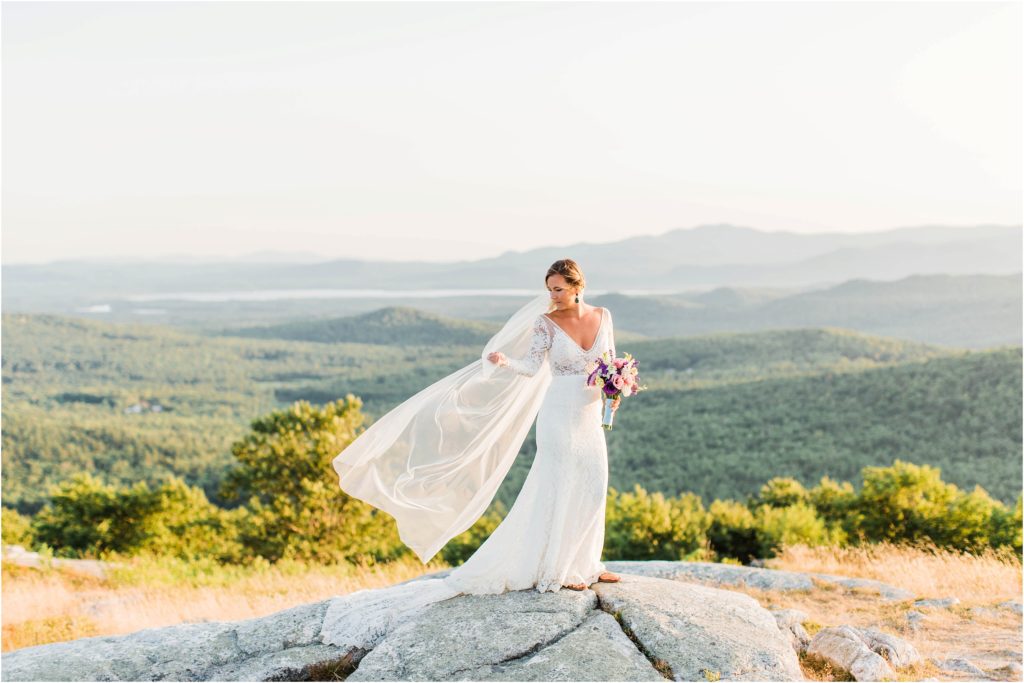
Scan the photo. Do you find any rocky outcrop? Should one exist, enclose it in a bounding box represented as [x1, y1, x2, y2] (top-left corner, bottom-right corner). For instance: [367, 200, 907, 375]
[998, 600, 1023, 615]
[903, 609, 926, 632]
[603, 560, 913, 601]
[2, 544, 115, 579]
[3, 569, 807, 682]
[26, 558, 1005, 682]
[913, 597, 960, 608]
[344, 587, 661, 681]
[771, 609, 811, 653]
[0, 600, 353, 682]
[928, 656, 988, 677]
[806, 625, 921, 682]
[593, 575, 803, 681]
[807, 626, 895, 681]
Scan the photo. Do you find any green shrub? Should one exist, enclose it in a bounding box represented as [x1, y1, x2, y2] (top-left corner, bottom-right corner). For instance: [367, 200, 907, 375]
[32, 473, 149, 558]
[808, 475, 860, 544]
[220, 397, 407, 564]
[753, 501, 831, 558]
[759, 477, 809, 508]
[604, 484, 710, 560]
[134, 477, 246, 562]
[990, 494, 1023, 556]
[707, 499, 759, 564]
[30, 473, 241, 561]
[1, 506, 35, 547]
[855, 460, 1016, 552]
[940, 486, 1003, 552]
[856, 460, 958, 545]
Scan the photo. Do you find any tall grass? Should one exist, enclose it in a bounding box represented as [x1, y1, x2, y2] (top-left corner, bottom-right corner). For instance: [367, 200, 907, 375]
[766, 540, 1022, 603]
[2, 551, 449, 652]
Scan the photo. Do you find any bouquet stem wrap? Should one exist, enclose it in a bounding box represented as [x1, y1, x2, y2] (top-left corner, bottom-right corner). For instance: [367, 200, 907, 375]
[602, 397, 615, 430]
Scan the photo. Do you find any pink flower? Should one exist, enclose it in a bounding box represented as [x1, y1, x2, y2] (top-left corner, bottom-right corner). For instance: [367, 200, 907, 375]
[614, 359, 626, 369]
[611, 375, 625, 390]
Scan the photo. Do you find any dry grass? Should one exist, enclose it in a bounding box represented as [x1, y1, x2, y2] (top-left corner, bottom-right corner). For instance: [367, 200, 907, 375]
[799, 651, 856, 682]
[752, 541, 1023, 681]
[2, 553, 449, 652]
[765, 540, 1022, 604]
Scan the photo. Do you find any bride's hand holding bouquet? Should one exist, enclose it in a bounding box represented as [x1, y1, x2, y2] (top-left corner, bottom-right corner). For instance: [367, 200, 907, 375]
[585, 352, 646, 430]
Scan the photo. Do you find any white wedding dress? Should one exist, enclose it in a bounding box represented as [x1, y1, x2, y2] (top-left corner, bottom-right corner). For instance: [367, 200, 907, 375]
[321, 306, 617, 650]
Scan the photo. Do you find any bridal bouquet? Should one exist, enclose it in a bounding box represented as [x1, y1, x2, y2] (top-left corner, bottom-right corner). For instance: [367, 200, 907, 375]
[585, 352, 647, 430]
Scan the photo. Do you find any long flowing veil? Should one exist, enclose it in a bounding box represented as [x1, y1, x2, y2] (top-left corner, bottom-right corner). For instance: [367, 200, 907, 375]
[332, 291, 553, 563]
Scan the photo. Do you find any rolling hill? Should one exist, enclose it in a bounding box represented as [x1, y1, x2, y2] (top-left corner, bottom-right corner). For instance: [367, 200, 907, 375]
[3, 312, 1019, 515]
[220, 306, 501, 346]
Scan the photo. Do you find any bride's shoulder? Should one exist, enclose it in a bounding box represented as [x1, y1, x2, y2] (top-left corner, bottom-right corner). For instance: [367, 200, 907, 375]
[541, 310, 562, 324]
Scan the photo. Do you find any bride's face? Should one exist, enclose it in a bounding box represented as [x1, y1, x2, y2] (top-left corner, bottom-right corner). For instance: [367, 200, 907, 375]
[546, 274, 579, 309]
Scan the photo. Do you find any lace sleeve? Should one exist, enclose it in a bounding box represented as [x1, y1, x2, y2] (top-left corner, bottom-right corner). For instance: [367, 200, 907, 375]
[504, 315, 553, 377]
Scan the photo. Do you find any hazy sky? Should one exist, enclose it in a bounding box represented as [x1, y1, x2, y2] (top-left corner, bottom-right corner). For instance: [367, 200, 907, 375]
[2, 1, 1021, 264]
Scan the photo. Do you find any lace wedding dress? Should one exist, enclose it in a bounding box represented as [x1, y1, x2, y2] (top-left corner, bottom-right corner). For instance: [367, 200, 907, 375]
[321, 306, 617, 650]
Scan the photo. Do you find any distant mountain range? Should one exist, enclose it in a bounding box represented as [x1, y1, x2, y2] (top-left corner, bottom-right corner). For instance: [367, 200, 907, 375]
[471, 223, 1022, 289]
[209, 273, 1020, 350]
[3, 224, 1019, 314]
[592, 273, 1021, 349]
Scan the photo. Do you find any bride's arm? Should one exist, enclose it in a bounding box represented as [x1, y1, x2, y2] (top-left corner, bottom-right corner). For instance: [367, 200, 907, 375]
[487, 316, 553, 377]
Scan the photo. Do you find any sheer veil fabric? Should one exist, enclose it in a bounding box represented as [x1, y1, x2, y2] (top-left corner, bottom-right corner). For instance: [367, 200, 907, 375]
[322, 291, 616, 650]
[331, 291, 554, 564]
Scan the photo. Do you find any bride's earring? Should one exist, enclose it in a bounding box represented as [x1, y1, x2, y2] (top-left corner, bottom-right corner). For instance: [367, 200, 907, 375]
[575, 291, 580, 304]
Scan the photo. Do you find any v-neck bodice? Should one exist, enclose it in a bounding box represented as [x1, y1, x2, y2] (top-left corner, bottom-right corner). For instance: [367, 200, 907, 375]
[504, 307, 616, 377]
[542, 309, 605, 353]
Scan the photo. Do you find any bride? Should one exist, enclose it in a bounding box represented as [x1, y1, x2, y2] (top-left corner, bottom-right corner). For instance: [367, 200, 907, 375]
[323, 258, 621, 648]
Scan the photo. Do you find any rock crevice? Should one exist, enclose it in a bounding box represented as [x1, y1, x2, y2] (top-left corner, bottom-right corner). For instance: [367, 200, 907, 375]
[595, 593, 676, 681]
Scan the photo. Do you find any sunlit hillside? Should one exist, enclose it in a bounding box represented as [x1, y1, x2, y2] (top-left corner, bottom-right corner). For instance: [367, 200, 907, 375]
[221, 306, 500, 346]
[3, 311, 1020, 514]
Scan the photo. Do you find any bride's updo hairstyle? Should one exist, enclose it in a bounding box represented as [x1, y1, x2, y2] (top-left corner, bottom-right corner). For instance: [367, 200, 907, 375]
[544, 259, 586, 313]
[545, 258, 586, 291]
